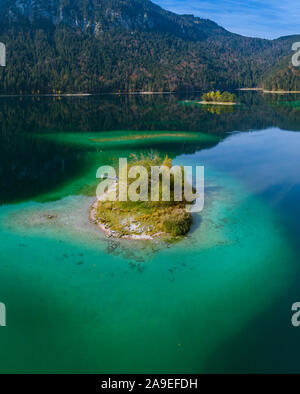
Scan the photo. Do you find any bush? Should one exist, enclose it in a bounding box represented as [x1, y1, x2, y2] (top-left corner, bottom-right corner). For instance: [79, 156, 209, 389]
[221, 92, 236, 102]
[163, 213, 192, 236]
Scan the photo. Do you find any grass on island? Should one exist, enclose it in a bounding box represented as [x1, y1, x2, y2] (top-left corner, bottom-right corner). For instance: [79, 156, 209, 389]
[95, 153, 195, 239]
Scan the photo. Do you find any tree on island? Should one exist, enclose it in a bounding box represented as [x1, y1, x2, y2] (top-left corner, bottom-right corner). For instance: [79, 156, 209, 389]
[94, 153, 196, 239]
[202, 91, 236, 103]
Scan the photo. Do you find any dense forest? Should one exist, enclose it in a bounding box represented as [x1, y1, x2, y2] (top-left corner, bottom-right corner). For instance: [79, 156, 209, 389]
[263, 55, 300, 91]
[0, 0, 299, 93]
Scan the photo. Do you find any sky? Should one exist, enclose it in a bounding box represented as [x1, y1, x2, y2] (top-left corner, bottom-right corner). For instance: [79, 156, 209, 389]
[153, 0, 300, 39]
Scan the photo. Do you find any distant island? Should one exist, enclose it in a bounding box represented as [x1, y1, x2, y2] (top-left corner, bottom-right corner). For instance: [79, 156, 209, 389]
[181, 91, 237, 106]
[200, 91, 237, 105]
[90, 154, 196, 241]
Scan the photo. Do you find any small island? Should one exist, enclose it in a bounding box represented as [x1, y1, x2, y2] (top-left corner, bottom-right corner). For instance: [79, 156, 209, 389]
[90, 154, 196, 241]
[180, 91, 237, 107]
[200, 91, 237, 105]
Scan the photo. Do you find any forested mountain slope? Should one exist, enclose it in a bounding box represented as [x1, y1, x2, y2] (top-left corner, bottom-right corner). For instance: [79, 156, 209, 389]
[0, 0, 298, 93]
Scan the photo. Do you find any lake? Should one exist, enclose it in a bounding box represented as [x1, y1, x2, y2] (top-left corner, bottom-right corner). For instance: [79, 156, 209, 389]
[1, 91, 300, 373]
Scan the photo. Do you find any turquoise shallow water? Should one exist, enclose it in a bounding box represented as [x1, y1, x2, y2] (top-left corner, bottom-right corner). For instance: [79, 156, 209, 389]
[1, 94, 300, 373]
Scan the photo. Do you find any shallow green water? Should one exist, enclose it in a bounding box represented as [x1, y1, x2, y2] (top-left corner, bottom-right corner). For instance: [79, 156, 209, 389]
[1, 92, 300, 373]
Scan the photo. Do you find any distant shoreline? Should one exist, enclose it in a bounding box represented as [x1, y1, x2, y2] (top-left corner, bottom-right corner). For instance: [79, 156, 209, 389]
[0, 93, 93, 98]
[239, 88, 300, 94]
[1, 89, 299, 98]
[0, 91, 176, 98]
[239, 88, 263, 91]
[263, 90, 300, 94]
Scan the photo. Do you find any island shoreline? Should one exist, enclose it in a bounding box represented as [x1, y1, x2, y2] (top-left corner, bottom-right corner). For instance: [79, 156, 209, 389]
[89, 199, 164, 241]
